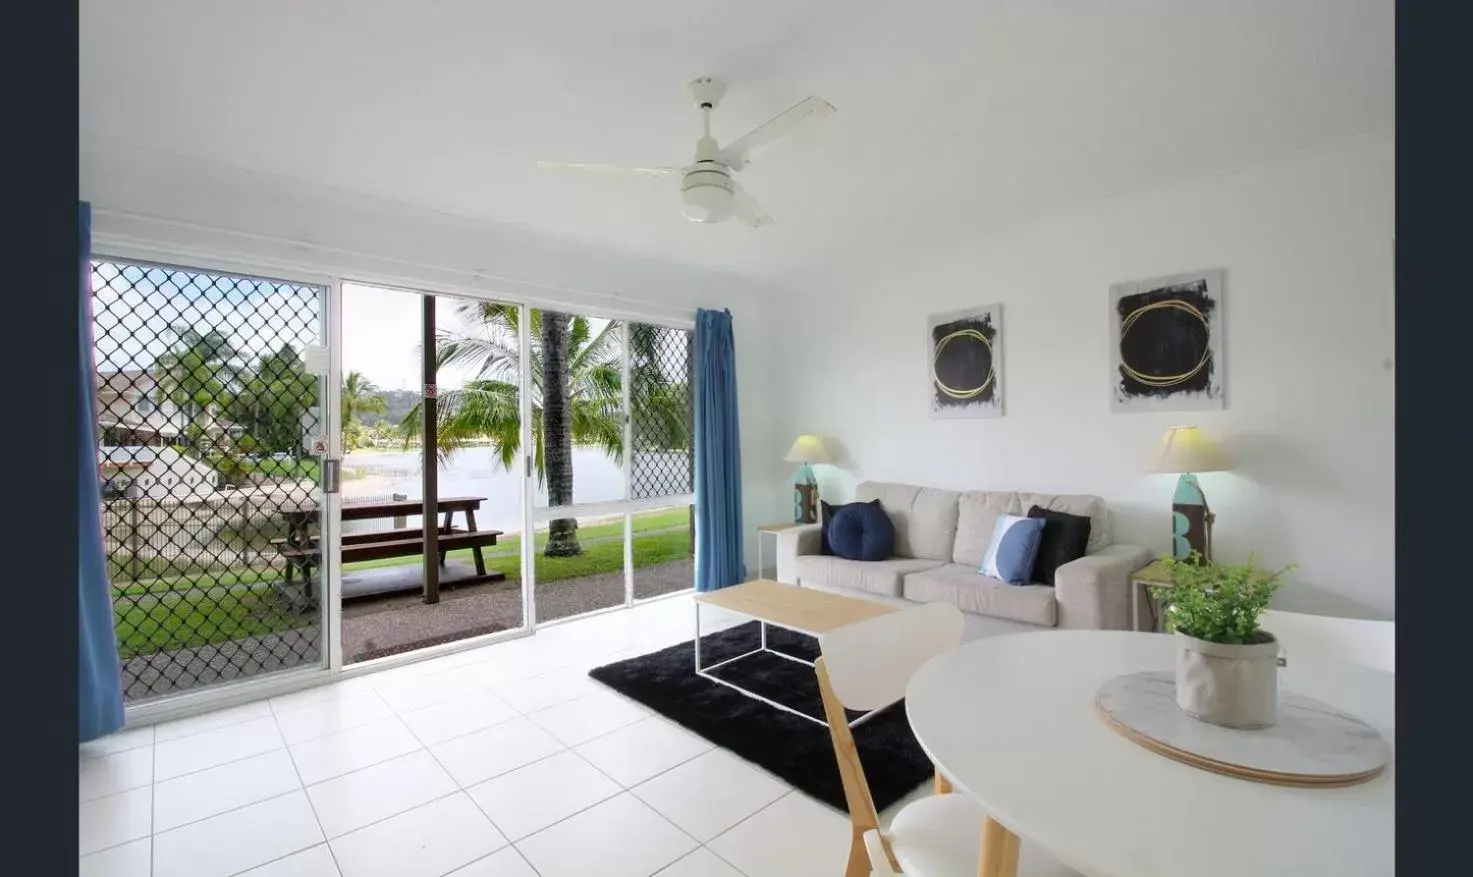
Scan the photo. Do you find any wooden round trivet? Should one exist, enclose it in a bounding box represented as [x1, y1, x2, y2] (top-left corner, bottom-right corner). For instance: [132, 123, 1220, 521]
[1094, 670, 1390, 788]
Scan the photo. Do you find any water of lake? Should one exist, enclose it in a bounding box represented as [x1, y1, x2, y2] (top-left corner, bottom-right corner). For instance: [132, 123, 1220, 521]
[342, 446, 689, 534]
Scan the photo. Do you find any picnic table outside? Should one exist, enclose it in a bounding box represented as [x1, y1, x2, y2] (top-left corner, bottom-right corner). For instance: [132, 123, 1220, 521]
[277, 496, 505, 601]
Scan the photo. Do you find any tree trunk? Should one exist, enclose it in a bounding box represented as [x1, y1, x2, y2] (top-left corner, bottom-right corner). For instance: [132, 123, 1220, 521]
[541, 312, 581, 556]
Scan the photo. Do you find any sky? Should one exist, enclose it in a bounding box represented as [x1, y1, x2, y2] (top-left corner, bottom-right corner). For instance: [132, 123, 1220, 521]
[341, 282, 465, 392]
[91, 261, 320, 374]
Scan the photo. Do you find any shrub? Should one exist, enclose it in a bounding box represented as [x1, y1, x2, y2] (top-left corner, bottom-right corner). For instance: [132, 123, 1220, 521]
[1148, 553, 1294, 645]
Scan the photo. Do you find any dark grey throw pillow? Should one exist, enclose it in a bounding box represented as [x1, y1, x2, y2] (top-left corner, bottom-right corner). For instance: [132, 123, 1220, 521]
[1026, 505, 1092, 586]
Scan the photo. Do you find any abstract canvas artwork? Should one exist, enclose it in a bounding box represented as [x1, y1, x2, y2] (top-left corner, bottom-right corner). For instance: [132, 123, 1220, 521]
[928, 304, 1003, 419]
[1109, 269, 1225, 412]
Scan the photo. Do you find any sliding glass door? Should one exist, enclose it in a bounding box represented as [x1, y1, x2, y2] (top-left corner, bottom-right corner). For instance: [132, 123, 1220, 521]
[91, 257, 334, 703]
[527, 311, 695, 624]
[89, 250, 695, 713]
[336, 284, 527, 663]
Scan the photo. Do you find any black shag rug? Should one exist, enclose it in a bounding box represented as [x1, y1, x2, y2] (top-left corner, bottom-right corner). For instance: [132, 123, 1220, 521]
[588, 621, 932, 813]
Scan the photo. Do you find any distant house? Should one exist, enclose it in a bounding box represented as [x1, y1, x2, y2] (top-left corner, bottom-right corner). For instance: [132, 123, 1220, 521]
[98, 446, 220, 501]
[95, 368, 244, 449]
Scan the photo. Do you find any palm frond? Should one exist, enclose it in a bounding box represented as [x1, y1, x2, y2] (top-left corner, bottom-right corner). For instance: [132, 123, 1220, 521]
[574, 361, 622, 410]
[437, 329, 522, 383]
[567, 315, 590, 356]
[572, 397, 625, 466]
[434, 381, 523, 470]
[569, 319, 622, 378]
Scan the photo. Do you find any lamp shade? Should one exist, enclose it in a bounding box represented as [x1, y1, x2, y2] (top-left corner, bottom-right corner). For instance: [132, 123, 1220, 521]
[784, 434, 833, 465]
[1147, 426, 1232, 474]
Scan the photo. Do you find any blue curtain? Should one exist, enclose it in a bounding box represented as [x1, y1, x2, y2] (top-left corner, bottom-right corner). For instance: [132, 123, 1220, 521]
[693, 308, 746, 591]
[79, 202, 125, 742]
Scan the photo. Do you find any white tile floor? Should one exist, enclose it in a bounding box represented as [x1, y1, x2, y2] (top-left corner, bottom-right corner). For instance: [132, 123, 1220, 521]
[78, 594, 878, 877]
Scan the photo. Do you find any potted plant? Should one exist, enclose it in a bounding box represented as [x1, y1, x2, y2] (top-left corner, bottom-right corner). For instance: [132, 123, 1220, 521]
[1149, 553, 1294, 729]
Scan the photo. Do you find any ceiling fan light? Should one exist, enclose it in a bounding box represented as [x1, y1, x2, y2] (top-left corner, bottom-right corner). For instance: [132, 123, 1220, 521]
[681, 170, 734, 223]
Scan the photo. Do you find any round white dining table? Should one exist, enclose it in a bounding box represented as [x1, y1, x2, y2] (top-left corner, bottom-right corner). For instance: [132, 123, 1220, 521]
[905, 630, 1394, 877]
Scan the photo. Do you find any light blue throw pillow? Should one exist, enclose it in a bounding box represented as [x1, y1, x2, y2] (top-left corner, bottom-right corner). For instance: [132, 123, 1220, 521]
[980, 514, 1047, 585]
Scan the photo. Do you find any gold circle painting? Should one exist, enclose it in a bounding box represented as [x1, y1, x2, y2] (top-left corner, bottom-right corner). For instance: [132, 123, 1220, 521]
[1118, 298, 1210, 388]
[932, 328, 994, 400]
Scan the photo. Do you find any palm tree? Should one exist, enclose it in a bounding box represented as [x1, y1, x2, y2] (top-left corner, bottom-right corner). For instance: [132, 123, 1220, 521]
[342, 371, 387, 425]
[406, 304, 625, 556]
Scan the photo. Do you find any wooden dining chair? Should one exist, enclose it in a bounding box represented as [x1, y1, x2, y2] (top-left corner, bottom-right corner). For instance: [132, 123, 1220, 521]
[816, 602, 1074, 877]
[1262, 609, 1395, 673]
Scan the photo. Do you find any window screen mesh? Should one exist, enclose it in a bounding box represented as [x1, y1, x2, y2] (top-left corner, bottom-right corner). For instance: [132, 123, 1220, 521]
[629, 323, 693, 500]
[91, 259, 325, 701]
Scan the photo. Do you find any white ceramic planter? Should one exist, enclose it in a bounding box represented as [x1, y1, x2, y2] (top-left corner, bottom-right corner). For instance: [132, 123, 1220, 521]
[1174, 630, 1280, 729]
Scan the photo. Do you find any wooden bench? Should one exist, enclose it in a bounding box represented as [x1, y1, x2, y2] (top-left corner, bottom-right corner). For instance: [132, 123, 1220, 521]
[279, 528, 504, 575]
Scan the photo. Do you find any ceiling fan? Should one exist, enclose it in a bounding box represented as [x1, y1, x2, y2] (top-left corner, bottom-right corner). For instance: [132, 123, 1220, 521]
[537, 77, 835, 228]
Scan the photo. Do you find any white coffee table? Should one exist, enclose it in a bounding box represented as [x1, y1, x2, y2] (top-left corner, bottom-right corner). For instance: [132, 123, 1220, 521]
[906, 630, 1394, 876]
[693, 579, 897, 728]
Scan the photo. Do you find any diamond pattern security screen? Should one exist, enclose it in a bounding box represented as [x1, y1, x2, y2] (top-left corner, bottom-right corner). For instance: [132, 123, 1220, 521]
[91, 259, 326, 702]
[629, 323, 694, 500]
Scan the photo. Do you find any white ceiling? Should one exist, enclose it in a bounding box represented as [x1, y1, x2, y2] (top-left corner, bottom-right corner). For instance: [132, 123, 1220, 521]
[80, 0, 1393, 283]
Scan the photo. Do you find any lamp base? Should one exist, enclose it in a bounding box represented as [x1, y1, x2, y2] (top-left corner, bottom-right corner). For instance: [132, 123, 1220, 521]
[793, 464, 817, 524]
[1171, 473, 1215, 562]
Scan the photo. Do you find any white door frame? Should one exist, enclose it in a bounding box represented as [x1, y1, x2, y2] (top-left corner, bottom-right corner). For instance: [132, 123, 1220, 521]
[323, 278, 345, 669]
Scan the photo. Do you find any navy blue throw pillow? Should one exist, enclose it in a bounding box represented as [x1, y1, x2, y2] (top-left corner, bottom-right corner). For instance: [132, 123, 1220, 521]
[821, 499, 880, 555]
[828, 502, 895, 561]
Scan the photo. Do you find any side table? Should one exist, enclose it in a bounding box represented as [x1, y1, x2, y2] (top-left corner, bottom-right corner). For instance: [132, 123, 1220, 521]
[1131, 558, 1173, 632]
[755, 521, 805, 581]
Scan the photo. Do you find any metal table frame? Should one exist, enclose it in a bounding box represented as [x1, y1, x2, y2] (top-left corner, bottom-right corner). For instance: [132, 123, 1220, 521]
[693, 600, 881, 729]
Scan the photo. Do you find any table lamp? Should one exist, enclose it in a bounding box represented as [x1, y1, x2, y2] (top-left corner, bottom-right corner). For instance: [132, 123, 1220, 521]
[784, 434, 833, 524]
[1147, 426, 1233, 562]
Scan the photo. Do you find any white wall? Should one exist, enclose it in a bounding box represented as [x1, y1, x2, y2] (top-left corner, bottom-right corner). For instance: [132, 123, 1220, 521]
[81, 140, 785, 575]
[774, 135, 1394, 618]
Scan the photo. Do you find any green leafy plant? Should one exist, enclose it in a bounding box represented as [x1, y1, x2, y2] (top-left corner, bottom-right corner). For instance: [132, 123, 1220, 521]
[1149, 553, 1294, 645]
[208, 454, 250, 488]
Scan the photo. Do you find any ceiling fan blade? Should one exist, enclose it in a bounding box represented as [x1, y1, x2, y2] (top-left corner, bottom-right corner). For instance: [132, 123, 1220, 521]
[731, 182, 774, 228]
[719, 96, 835, 169]
[536, 161, 678, 177]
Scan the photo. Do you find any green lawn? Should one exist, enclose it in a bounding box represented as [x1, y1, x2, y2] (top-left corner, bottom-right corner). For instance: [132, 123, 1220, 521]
[114, 587, 310, 659]
[345, 526, 691, 586]
[113, 566, 274, 597]
[341, 507, 689, 573]
[242, 457, 320, 480]
[112, 509, 690, 596]
[112, 511, 692, 656]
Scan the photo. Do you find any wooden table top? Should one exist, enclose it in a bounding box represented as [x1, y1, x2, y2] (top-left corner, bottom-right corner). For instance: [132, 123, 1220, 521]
[695, 579, 897, 635]
[756, 521, 809, 533]
[1133, 559, 1174, 584]
[282, 496, 486, 521]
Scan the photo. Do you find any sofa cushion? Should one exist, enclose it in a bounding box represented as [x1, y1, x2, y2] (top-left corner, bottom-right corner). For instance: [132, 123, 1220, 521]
[828, 502, 895, 561]
[855, 482, 960, 562]
[902, 564, 1058, 627]
[952, 491, 1017, 566]
[1026, 506, 1092, 586]
[795, 555, 945, 598]
[1014, 492, 1112, 554]
[979, 514, 1046, 585]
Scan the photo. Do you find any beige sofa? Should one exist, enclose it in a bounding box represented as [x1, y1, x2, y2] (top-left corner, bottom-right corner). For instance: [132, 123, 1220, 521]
[775, 481, 1154, 637]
